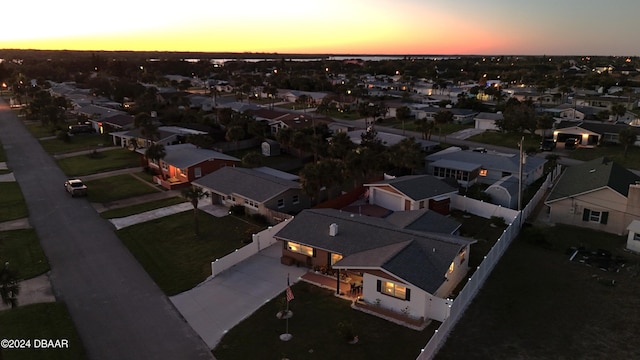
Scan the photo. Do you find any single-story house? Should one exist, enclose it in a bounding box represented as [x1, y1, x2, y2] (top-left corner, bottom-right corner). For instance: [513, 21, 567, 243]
[92, 114, 135, 134]
[626, 220, 640, 253]
[425, 147, 546, 187]
[544, 157, 640, 235]
[474, 112, 504, 131]
[192, 166, 309, 223]
[422, 108, 478, 125]
[347, 130, 438, 151]
[384, 209, 462, 235]
[140, 143, 240, 190]
[365, 175, 458, 215]
[110, 125, 209, 149]
[553, 120, 640, 146]
[275, 208, 475, 323]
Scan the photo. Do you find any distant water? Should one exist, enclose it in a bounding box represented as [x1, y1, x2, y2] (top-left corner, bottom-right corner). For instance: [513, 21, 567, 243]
[206, 55, 459, 64]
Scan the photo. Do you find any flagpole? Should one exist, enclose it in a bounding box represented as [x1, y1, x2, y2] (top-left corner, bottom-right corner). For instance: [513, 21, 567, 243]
[280, 273, 293, 341]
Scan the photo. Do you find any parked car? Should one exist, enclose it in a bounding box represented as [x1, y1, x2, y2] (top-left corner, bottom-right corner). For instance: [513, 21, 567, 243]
[64, 179, 88, 197]
[68, 124, 96, 135]
[564, 138, 578, 150]
[539, 138, 556, 151]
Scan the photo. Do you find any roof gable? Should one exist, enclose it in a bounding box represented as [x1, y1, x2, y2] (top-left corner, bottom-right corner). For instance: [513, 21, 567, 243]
[368, 175, 458, 200]
[546, 157, 640, 202]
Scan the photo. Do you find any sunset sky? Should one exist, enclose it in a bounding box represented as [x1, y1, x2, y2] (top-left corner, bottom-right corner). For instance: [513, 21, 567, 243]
[3, 0, 639, 55]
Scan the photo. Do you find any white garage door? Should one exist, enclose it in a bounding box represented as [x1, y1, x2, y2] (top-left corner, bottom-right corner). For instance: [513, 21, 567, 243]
[373, 189, 403, 211]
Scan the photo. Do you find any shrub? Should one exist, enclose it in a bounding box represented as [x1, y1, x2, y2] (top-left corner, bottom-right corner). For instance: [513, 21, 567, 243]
[56, 130, 70, 142]
[229, 205, 245, 216]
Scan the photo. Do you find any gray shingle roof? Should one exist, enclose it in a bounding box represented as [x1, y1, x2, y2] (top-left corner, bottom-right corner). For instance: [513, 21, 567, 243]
[546, 157, 640, 202]
[274, 208, 474, 293]
[368, 175, 458, 200]
[385, 209, 461, 234]
[162, 143, 240, 168]
[193, 166, 301, 203]
[426, 149, 546, 174]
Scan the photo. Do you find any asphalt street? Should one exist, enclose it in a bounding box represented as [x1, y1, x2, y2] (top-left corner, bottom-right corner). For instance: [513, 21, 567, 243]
[0, 100, 214, 359]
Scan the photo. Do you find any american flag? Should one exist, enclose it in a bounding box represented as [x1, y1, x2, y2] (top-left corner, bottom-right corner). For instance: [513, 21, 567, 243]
[286, 274, 294, 302]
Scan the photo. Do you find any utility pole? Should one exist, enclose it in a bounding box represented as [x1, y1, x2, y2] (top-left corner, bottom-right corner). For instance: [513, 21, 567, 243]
[518, 136, 524, 211]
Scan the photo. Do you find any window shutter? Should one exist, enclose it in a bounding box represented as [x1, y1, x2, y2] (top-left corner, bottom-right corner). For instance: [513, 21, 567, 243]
[312, 248, 317, 257]
[601, 212, 608, 225]
[406, 288, 411, 301]
[582, 209, 590, 221]
[376, 280, 381, 292]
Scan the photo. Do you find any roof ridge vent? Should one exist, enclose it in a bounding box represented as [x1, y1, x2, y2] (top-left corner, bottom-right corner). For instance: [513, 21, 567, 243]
[329, 223, 339, 236]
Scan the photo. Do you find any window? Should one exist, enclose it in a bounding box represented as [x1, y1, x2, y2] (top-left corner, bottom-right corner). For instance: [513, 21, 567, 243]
[582, 208, 608, 224]
[479, 169, 487, 177]
[292, 195, 299, 204]
[459, 248, 467, 265]
[377, 280, 410, 300]
[419, 201, 425, 209]
[277, 198, 284, 208]
[286, 241, 314, 257]
[194, 167, 202, 178]
[449, 262, 455, 273]
[634, 233, 640, 242]
[330, 253, 343, 265]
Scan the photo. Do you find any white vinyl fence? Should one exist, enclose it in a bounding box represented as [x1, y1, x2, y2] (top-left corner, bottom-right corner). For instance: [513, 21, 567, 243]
[210, 219, 290, 277]
[416, 166, 560, 359]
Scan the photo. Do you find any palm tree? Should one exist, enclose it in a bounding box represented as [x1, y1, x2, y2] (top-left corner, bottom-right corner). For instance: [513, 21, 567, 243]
[181, 186, 210, 237]
[0, 262, 20, 309]
[618, 128, 637, 158]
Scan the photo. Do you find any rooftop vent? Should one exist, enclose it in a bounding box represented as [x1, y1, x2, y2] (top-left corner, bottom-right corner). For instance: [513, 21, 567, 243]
[329, 223, 339, 237]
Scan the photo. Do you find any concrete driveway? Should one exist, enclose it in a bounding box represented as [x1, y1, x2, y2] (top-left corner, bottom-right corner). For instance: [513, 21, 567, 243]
[171, 243, 308, 349]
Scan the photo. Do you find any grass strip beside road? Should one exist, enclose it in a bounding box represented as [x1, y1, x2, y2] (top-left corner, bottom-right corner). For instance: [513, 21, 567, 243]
[0, 303, 87, 360]
[84, 174, 160, 204]
[56, 149, 140, 177]
[0, 182, 28, 222]
[117, 211, 264, 296]
[0, 229, 49, 280]
[39, 134, 112, 155]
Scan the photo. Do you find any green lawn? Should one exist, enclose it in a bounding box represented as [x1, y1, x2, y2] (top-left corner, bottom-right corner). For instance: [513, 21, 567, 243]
[436, 224, 640, 359]
[22, 122, 57, 139]
[0, 303, 87, 360]
[56, 149, 140, 176]
[570, 142, 640, 170]
[100, 197, 187, 218]
[39, 134, 113, 155]
[117, 211, 264, 295]
[0, 182, 28, 222]
[315, 108, 362, 120]
[0, 229, 50, 280]
[399, 121, 473, 136]
[468, 131, 542, 150]
[213, 281, 439, 360]
[84, 174, 160, 203]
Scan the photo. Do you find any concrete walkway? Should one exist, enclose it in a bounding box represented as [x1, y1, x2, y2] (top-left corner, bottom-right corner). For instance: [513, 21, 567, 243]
[108, 201, 229, 230]
[170, 243, 308, 349]
[0, 273, 56, 311]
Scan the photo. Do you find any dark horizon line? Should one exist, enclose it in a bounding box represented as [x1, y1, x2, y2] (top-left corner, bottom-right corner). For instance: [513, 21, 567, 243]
[0, 48, 635, 58]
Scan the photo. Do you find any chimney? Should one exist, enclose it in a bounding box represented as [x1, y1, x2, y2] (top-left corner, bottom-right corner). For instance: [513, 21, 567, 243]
[626, 184, 640, 217]
[329, 223, 339, 237]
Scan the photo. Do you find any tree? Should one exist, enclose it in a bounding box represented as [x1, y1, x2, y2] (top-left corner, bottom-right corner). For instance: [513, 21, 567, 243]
[618, 127, 637, 158]
[181, 186, 210, 237]
[225, 126, 245, 151]
[134, 112, 158, 147]
[536, 113, 555, 136]
[145, 143, 166, 175]
[396, 106, 412, 135]
[419, 118, 435, 140]
[0, 262, 20, 309]
[497, 100, 537, 135]
[276, 127, 294, 152]
[242, 151, 263, 168]
[434, 110, 453, 124]
[388, 137, 423, 175]
[611, 103, 627, 121]
[328, 132, 355, 159]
